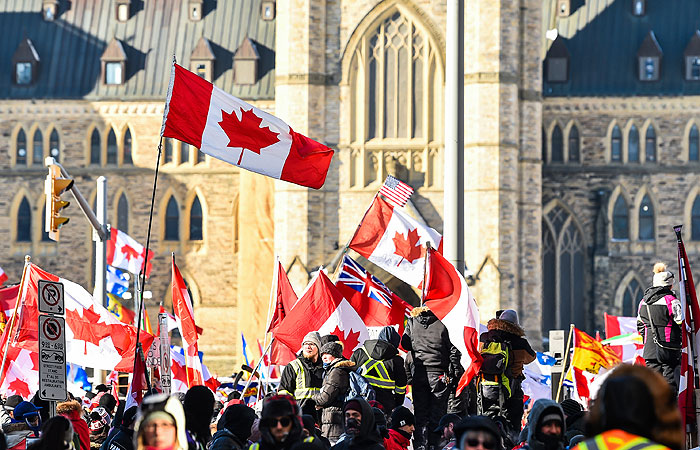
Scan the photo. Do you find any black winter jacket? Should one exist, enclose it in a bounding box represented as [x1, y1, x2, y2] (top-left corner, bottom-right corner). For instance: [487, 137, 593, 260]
[279, 355, 324, 418]
[99, 426, 134, 450]
[350, 337, 407, 412]
[637, 286, 682, 360]
[330, 397, 384, 450]
[312, 359, 355, 442]
[523, 399, 566, 450]
[210, 429, 247, 450]
[401, 307, 461, 374]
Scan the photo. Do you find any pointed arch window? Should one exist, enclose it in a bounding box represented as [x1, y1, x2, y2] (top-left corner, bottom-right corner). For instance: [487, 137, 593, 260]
[16, 129, 27, 165]
[628, 125, 640, 162]
[551, 125, 563, 162]
[612, 195, 629, 240]
[17, 198, 31, 242]
[180, 143, 190, 164]
[107, 128, 118, 165]
[692, 196, 700, 241]
[123, 129, 133, 165]
[164, 138, 173, 164]
[32, 129, 43, 164]
[90, 129, 101, 165]
[690, 125, 699, 162]
[622, 278, 643, 316]
[645, 125, 656, 162]
[568, 125, 580, 162]
[189, 196, 203, 241]
[117, 193, 129, 233]
[49, 129, 60, 162]
[542, 127, 547, 162]
[611, 125, 622, 162]
[639, 195, 654, 240]
[165, 197, 179, 241]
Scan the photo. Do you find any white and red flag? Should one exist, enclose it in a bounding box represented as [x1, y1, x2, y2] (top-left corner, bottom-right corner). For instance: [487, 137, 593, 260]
[170, 346, 220, 393]
[675, 226, 700, 431]
[171, 258, 204, 387]
[603, 313, 643, 364]
[125, 350, 147, 410]
[161, 64, 334, 189]
[349, 196, 442, 287]
[424, 248, 482, 394]
[267, 260, 298, 365]
[274, 271, 369, 359]
[0, 267, 7, 286]
[107, 228, 153, 277]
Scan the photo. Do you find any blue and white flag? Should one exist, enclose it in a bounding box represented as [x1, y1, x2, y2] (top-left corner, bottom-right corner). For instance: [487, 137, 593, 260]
[106, 266, 129, 297]
[522, 351, 556, 401]
[67, 363, 91, 391]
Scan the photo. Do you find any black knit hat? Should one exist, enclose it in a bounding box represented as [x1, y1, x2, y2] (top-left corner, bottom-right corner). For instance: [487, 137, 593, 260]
[560, 399, 582, 417]
[390, 406, 415, 430]
[262, 394, 299, 419]
[320, 341, 343, 358]
[218, 404, 256, 441]
[320, 334, 341, 346]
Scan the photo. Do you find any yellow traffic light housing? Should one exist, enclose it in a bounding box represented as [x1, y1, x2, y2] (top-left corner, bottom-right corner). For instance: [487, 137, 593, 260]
[45, 164, 73, 241]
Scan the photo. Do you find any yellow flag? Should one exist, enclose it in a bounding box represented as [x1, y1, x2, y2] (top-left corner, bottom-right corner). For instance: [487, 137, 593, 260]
[571, 327, 620, 374]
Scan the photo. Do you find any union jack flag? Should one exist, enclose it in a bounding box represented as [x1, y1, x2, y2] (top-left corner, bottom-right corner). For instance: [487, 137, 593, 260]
[337, 255, 394, 308]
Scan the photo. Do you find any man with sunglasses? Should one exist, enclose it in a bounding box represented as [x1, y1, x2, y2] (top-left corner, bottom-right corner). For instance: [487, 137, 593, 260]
[453, 416, 502, 450]
[250, 394, 324, 450]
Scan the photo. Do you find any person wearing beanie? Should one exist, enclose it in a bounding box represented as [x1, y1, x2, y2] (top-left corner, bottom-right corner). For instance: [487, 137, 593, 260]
[350, 326, 408, 413]
[518, 399, 565, 450]
[331, 397, 383, 450]
[637, 262, 682, 393]
[477, 309, 536, 431]
[312, 341, 355, 443]
[89, 407, 112, 449]
[384, 407, 415, 450]
[57, 400, 90, 450]
[250, 394, 324, 450]
[558, 399, 585, 442]
[209, 404, 256, 450]
[453, 415, 502, 450]
[184, 385, 216, 449]
[279, 331, 324, 421]
[99, 406, 138, 450]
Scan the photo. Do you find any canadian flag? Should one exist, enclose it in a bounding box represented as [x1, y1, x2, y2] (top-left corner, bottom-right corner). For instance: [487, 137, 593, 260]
[0, 346, 38, 398]
[603, 313, 643, 364]
[274, 271, 369, 359]
[107, 228, 153, 277]
[349, 196, 442, 287]
[170, 346, 220, 393]
[171, 258, 204, 387]
[267, 260, 298, 365]
[0, 284, 19, 334]
[0, 267, 7, 286]
[161, 64, 334, 189]
[424, 248, 482, 394]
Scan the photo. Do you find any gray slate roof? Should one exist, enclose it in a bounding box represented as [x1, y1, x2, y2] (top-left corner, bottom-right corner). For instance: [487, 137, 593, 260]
[0, 0, 275, 100]
[543, 0, 700, 97]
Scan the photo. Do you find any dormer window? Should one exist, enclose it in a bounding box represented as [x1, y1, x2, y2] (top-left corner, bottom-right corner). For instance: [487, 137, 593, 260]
[261, 0, 276, 20]
[101, 38, 127, 85]
[42, 0, 58, 21]
[12, 38, 40, 86]
[116, 0, 130, 22]
[190, 37, 216, 81]
[233, 38, 260, 85]
[189, 0, 203, 21]
[632, 0, 645, 16]
[544, 36, 569, 83]
[637, 31, 662, 82]
[684, 31, 700, 81]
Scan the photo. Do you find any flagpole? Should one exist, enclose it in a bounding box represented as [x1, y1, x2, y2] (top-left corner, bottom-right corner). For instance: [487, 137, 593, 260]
[241, 339, 273, 402]
[676, 225, 700, 384]
[420, 244, 431, 306]
[0, 256, 30, 386]
[555, 324, 574, 402]
[261, 257, 279, 398]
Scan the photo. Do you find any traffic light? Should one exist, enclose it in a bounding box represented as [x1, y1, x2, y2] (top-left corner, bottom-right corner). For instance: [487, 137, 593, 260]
[45, 164, 73, 241]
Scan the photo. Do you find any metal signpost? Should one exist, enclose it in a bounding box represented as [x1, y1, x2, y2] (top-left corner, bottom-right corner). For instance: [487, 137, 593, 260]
[38, 279, 67, 416]
[158, 312, 171, 395]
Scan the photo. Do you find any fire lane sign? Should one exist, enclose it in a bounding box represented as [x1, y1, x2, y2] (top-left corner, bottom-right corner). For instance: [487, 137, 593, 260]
[38, 314, 66, 401]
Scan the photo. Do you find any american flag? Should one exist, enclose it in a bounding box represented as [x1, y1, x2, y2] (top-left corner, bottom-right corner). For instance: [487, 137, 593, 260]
[337, 255, 394, 308]
[379, 175, 414, 207]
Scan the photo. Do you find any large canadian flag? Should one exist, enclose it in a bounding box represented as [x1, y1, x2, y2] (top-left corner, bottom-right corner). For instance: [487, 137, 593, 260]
[274, 271, 369, 359]
[349, 196, 442, 287]
[424, 249, 482, 394]
[161, 64, 334, 189]
[107, 228, 153, 277]
[171, 258, 204, 387]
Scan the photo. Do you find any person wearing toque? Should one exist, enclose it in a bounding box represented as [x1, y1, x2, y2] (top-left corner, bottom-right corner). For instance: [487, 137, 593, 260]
[279, 332, 325, 421]
[312, 341, 355, 444]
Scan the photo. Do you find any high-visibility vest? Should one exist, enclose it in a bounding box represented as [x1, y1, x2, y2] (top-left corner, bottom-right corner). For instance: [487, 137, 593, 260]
[249, 436, 317, 449]
[574, 430, 669, 450]
[279, 359, 320, 401]
[359, 348, 399, 391]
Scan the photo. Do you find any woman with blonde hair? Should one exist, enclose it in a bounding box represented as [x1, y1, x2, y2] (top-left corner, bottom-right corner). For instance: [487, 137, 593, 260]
[134, 394, 188, 450]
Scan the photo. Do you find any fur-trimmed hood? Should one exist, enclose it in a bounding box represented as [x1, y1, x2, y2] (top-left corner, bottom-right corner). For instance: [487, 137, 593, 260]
[333, 360, 356, 369]
[487, 318, 525, 336]
[410, 305, 430, 317]
[56, 400, 82, 415]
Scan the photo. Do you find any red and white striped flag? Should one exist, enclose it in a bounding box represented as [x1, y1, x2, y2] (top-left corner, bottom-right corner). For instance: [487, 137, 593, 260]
[379, 175, 414, 207]
[171, 257, 204, 387]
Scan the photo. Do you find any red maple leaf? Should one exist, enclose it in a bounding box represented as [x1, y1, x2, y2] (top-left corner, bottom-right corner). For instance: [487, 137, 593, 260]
[392, 228, 425, 265]
[8, 377, 31, 398]
[121, 244, 139, 261]
[218, 108, 280, 165]
[329, 325, 362, 358]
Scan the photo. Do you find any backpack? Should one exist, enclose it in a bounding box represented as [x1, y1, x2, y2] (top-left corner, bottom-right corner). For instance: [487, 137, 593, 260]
[345, 371, 376, 402]
[479, 340, 511, 376]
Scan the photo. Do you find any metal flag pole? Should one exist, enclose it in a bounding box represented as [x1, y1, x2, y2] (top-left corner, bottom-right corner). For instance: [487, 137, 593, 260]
[242, 339, 274, 402]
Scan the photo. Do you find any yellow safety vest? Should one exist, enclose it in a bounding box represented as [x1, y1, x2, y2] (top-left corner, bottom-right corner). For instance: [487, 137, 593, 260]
[574, 430, 669, 450]
[359, 348, 401, 392]
[249, 436, 317, 450]
[279, 359, 320, 401]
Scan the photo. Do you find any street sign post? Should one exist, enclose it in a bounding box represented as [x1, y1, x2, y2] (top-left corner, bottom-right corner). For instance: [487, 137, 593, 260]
[38, 280, 64, 315]
[158, 313, 171, 395]
[38, 314, 66, 401]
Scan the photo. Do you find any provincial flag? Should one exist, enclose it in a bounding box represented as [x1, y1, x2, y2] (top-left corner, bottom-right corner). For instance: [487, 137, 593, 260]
[107, 228, 153, 277]
[106, 266, 130, 297]
[569, 327, 620, 405]
[274, 271, 369, 358]
[171, 257, 204, 387]
[0, 266, 7, 286]
[424, 248, 482, 394]
[335, 255, 412, 334]
[107, 294, 136, 325]
[349, 196, 442, 287]
[161, 64, 334, 189]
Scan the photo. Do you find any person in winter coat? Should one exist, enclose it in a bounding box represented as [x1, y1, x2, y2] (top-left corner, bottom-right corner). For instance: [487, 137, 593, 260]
[478, 309, 535, 431]
[435, 414, 461, 450]
[90, 407, 112, 449]
[402, 306, 462, 450]
[558, 399, 585, 444]
[279, 332, 325, 421]
[637, 262, 682, 392]
[576, 364, 682, 450]
[209, 404, 256, 450]
[330, 398, 383, 450]
[301, 415, 331, 449]
[350, 326, 408, 413]
[134, 394, 188, 450]
[184, 385, 216, 449]
[312, 341, 355, 443]
[453, 416, 502, 450]
[27, 416, 73, 450]
[384, 407, 415, 450]
[518, 399, 566, 450]
[100, 406, 137, 450]
[57, 399, 90, 450]
[249, 394, 324, 450]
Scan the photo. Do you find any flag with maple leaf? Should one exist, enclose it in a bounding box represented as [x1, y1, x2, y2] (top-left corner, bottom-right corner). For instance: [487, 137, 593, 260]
[274, 271, 370, 359]
[107, 228, 154, 278]
[170, 346, 220, 393]
[349, 196, 442, 287]
[171, 257, 204, 387]
[161, 64, 334, 189]
[0, 266, 7, 286]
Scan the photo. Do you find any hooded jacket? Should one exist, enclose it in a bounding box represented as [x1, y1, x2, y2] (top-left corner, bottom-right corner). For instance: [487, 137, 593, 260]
[637, 286, 682, 361]
[251, 395, 324, 450]
[313, 358, 355, 442]
[330, 397, 384, 450]
[384, 429, 411, 450]
[279, 355, 324, 418]
[57, 400, 90, 450]
[211, 404, 257, 450]
[133, 394, 188, 450]
[523, 399, 566, 450]
[401, 307, 461, 374]
[350, 326, 407, 412]
[480, 318, 536, 378]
